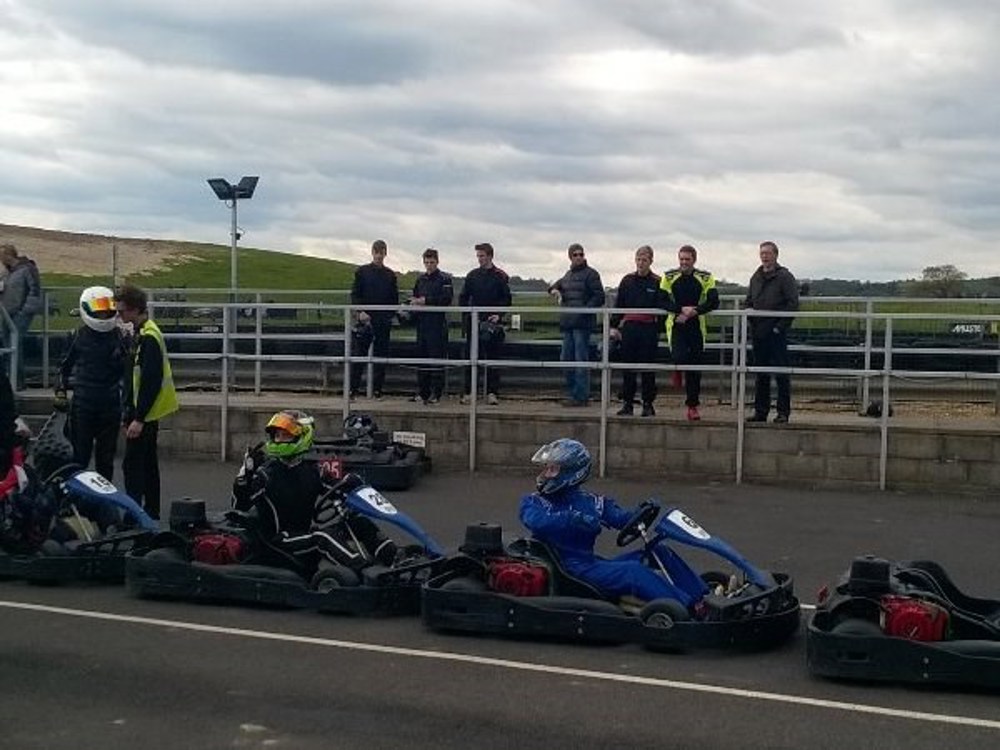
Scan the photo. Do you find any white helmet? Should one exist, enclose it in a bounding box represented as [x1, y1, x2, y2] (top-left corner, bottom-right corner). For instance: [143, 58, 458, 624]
[79, 286, 118, 332]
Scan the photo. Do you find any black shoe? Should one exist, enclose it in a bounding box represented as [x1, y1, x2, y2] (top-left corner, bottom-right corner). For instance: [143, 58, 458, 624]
[773, 414, 789, 424]
[426, 396, 440, 405]
[616, 403, 634, 416]
[747, 413, 768, 423]
[641, 403, 656, 417]
[373, 391, 383, 400]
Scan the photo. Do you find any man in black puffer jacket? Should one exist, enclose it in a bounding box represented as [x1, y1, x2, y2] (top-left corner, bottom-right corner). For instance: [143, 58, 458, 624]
[57, 286, 128, 481]
[548, 243, 605, 406]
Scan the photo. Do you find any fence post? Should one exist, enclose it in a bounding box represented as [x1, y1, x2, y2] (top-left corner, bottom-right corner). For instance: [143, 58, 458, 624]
[254, 292, 262, 396]
[878, 317, 893, 491]
[729, 297, 740, 408]
[42, 290, 50, 389]
[220, 304, 230, 461]
[343, 307, 352, 423]
[861, 299, 874, 412]
[735, 310, 748, 484]
[598, 308, 610, 479]
[468, 308, 479, 473]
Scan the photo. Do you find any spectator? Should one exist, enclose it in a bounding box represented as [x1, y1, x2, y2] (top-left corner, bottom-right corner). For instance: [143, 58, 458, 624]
[660, 245, 719, 421]
[744, 241, 799, 424]
[350, 240, 399, 399]
[0, 243, 43, 389]
[549, 243, 605, 407]
[610, 245, 662, 417]
[116, 283, 179, 520]
[459, 242, 511, 405]
[57, 286, 128, 482]
[409, 248, 453, 405]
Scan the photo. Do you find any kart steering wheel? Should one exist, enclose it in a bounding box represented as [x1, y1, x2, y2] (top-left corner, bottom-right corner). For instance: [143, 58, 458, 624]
[616, 501, 661, 547]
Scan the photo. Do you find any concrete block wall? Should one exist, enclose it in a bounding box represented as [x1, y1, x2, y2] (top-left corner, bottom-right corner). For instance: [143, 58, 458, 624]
[159, 404, 1000, 495]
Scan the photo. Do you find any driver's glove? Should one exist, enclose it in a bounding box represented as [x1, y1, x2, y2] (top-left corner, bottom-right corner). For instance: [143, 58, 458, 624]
[53, 389, 69, 410]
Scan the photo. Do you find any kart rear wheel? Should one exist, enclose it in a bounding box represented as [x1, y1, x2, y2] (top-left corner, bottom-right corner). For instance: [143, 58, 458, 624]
[311, 563, 361, 593]
[830, 617, 882, 637]
[439, 576, 488, 593]
[640, 599, 691, 629]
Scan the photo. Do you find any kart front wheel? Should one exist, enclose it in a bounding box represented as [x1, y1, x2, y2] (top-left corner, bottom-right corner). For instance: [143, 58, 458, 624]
[311, 564, 361, 593]
[640, 599, 691, 629]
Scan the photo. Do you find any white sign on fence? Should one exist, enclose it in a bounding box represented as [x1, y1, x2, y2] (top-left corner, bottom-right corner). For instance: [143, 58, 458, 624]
[392, 430, 427, 448]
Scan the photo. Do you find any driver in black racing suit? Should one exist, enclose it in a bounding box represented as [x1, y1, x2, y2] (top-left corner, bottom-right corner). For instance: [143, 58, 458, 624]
[231, 410, 397, 582]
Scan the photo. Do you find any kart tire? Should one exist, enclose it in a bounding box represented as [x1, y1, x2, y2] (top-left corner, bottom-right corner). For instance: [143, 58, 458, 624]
[830, 617, 882, 637]
[143, 547, 188, 564]
[640, 599, 691, 630]
[38, 539, 69, 557]
[312, 564, 361, 593]
[439, 576, 488, 593]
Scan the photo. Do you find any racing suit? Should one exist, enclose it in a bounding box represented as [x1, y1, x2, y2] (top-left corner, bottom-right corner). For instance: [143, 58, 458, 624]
[519, 487, 689, 604]
[58, 325, 128, 481]
[236, 456, 396, 570]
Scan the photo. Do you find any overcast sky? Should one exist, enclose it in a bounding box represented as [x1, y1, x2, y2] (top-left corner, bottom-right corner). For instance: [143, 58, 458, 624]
[2, 1, 999, 285]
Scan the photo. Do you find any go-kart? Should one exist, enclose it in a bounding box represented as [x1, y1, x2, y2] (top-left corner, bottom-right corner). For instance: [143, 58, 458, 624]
[126, 474, 445, 615]
[0, 407, 158, 583]
[807, 555, 1000, 688]
[423, 501, 799, 650]
[307, 433, 429, 492]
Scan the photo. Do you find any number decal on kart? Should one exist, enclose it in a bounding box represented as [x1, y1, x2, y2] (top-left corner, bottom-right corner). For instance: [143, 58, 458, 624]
[74, 470, 117, 495]
[355, 487, 398, 515]
[665, 509, 710, 540]
[319, 457, 343, 480]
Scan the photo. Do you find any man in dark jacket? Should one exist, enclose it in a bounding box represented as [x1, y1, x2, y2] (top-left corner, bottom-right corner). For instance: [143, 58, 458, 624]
[57, 286, 128, 481]
[0, 243, 43, 389]
[549, 243, 605, 406]
[409, 248, 453, 404]
[660, 245, 720, 421]
[459, 243, 511, 405]
[744, 241, 799, 423]
[610, 245, 663, 417]
[350, 240, 399, 399]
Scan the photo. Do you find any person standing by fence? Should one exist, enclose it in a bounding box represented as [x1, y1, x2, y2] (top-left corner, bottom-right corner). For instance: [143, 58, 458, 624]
[611, 245, 662, 417]
[459, 242, 511, 405]
[410, 248, 453, 405]
[549, 243, 605, 407]
[350, 239, 399, 399]
[0, 243, 43, 389]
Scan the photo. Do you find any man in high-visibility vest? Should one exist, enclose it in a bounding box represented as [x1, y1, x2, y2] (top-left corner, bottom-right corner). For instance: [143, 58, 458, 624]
[116, 284, 178, 520]
[660, 246, 719, 421]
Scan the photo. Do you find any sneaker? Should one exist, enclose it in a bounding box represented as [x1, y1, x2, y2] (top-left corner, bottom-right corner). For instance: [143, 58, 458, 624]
[373, 391, 383, 400]
[773, 414, 789, 424]
[426, 396, 440, 405]
[460, 394, 471, 405]
[671, 371, 683, 389]
[410, 394, 424, 403]
[616, 403, 634, 416]
[686, 406, 701, 421]
[641, 402, 656, 417]
[487, 393, 499, 406]
[747, 413, 768, 423]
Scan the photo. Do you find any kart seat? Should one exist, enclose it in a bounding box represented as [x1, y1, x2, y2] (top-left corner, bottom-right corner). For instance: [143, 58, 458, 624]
[509, 538, 607, 600]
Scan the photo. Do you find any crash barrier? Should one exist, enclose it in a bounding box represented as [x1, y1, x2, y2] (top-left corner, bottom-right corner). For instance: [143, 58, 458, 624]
[19, 296, 1000, 493]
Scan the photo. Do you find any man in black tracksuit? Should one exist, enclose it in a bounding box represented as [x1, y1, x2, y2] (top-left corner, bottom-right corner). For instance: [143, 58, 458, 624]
[660, 245, 720, 421]
[410, 248, 453, 404]
[610, 245, 664, 417]
[58, 319, 128, 482]
[459, 242, 512, 403]
[350, 240, 399, 398]
[745, 241, 799, 423]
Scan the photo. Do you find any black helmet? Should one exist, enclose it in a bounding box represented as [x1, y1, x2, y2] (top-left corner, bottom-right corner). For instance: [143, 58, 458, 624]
[344, 412, 378, 440]
[352, 321, 374, 353]
[478, 319, 505, 347]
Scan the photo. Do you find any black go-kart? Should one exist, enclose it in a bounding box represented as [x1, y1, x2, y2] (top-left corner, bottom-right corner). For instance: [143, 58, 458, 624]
[807, 555, 1000, 688]
[423, 502, 800, 651]
[125, 474, 444, 616]
[0, 407, 157, 584]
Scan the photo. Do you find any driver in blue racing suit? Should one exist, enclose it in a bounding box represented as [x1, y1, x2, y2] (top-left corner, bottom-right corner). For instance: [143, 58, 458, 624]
[519, 438, 696, 606]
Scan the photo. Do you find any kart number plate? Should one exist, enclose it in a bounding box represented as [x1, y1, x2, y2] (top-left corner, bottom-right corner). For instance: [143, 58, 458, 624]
[666, 509, 710, 540]
[319, 457, 343, 480]
[73, 470, 118, 495]
[355, 487, 398, 516]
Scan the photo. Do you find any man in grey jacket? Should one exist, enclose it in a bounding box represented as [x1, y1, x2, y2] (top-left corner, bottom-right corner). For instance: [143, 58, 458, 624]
[0, 244, 43, 389]
[744, 241, 799, 423]
[549, 243, 605, 406]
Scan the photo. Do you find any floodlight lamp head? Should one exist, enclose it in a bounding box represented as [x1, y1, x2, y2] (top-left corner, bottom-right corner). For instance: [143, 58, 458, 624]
[207, 178, 234, 201]
[234, 176, 259, 199]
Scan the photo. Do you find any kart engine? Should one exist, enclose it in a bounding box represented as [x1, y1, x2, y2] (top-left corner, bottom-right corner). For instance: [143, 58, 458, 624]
[880, 595, 949, 641]
[487, 559, 549, 597]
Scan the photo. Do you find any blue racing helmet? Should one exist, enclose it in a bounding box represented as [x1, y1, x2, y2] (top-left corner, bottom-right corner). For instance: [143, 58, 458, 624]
[531, 438, 591, 496]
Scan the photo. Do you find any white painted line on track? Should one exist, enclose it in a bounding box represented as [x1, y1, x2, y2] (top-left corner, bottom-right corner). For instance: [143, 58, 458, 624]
[1, 599, 996, 732]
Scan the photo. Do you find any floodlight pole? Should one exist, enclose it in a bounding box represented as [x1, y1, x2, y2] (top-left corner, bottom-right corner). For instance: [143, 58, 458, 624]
[230, 197, 239, 299]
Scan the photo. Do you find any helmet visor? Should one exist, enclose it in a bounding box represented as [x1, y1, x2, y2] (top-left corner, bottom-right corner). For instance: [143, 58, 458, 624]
[266, 412, 306, 438]
[86, 295, 118, 320]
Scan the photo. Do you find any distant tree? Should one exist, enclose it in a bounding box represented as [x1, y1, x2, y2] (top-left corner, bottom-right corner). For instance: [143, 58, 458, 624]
[902, 265, 968, 298]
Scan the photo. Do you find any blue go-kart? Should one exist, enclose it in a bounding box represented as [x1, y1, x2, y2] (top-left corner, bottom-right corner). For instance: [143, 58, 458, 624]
[0, 406, 158, 583]
[423, 500, 799, 650]
[126, 473, 445, 616]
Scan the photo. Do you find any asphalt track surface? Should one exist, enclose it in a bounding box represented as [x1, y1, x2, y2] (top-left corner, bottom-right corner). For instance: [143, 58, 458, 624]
[2, 461, 999, 750]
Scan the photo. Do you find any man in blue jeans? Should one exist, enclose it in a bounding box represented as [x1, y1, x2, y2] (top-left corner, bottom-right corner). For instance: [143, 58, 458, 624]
[548, 243, 605, 406]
